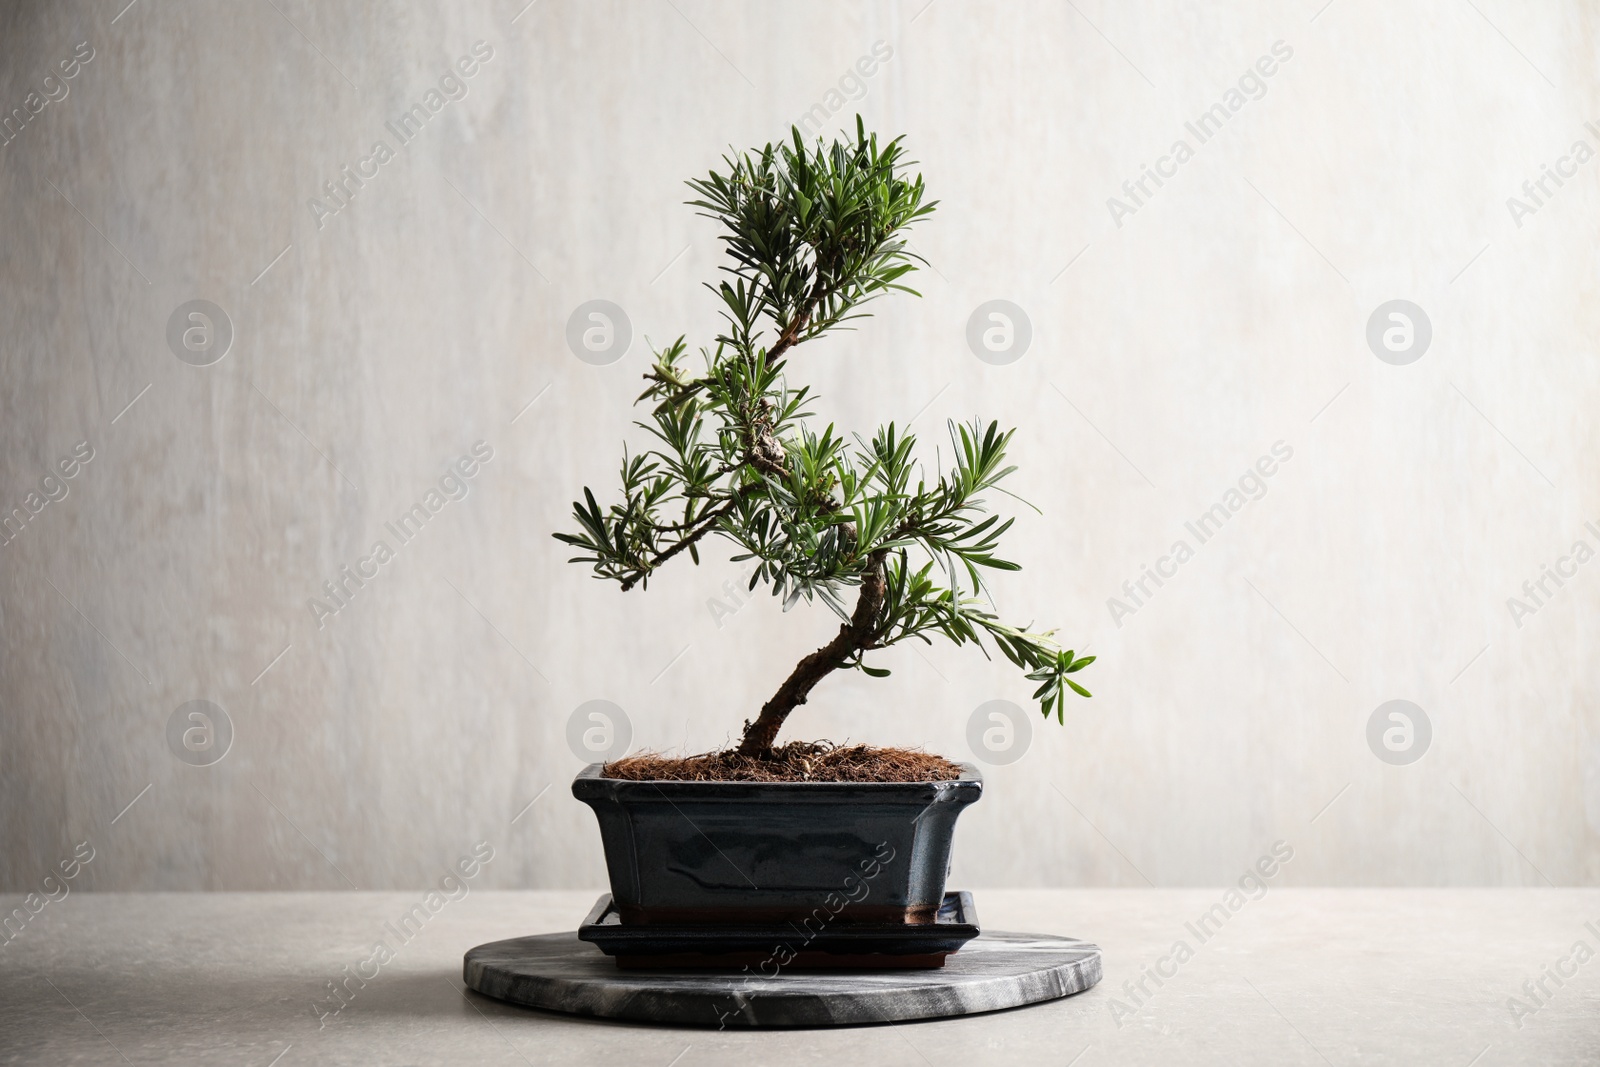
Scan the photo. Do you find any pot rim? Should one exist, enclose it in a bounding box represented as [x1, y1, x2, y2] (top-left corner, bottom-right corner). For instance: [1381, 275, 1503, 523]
[571, 761, 983, 794]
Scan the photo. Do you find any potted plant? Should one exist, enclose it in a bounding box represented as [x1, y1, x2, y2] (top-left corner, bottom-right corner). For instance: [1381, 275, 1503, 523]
[557, 119, 1094, 931]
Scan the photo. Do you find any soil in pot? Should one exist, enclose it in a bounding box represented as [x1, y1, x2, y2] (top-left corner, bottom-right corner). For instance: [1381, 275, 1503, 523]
[602, 741, 964, 783]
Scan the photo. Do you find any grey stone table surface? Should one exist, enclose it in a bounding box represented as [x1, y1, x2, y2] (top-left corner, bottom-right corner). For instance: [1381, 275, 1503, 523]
[2, 889, 1599, 1065]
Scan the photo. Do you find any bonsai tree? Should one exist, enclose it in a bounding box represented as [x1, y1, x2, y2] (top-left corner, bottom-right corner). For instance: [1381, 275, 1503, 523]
[556, 119, 1094, 760]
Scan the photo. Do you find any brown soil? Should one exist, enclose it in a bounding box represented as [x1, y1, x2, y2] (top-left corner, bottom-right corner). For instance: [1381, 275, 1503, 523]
[602, 741, 965, 783]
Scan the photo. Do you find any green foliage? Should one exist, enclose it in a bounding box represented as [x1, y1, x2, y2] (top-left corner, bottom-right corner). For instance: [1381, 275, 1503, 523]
[554, 118, 1094, 725]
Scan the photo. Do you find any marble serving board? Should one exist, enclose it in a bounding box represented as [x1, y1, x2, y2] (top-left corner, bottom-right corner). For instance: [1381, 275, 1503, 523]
[464, 929, 1103, 1027]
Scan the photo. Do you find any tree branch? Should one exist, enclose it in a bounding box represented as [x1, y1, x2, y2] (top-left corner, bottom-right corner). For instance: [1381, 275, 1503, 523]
[764, 272, 830, 365]
[737, 549, 888, 756]
[617, 496, 741, 592]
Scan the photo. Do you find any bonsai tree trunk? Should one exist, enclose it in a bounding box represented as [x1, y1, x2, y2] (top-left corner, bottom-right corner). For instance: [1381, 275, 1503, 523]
[737, 552, 888, 757]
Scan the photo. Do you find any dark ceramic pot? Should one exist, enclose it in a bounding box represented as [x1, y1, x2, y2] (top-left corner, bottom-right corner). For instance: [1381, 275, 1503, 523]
[572, 763, 982, 925]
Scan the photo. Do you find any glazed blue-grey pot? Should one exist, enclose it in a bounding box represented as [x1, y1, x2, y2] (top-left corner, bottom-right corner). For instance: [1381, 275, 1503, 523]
[572, 763, 982, 925]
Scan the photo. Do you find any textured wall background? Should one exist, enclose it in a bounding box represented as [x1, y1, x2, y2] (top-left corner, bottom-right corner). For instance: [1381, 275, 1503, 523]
[2, 0, 1597, 892]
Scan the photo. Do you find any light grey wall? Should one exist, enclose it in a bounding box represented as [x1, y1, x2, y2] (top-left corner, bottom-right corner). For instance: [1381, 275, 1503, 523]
[3, 0, 1597, 892]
